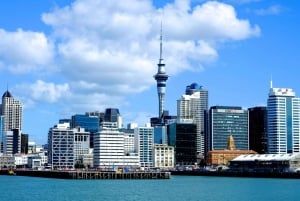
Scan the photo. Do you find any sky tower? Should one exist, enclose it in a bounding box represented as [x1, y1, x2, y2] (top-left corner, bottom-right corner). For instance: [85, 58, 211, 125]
[154, 25, 169, 119]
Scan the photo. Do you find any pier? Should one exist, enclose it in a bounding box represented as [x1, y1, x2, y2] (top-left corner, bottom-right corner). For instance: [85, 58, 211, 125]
[0, 169, 171, 180]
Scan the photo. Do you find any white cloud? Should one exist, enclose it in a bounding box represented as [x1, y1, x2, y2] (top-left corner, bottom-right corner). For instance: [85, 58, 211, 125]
[0, 29, 54, 74]
[17, 80, 70, 104]
[255, 5, 282, 16]
[41, 0, 259, 92]
[1, 0, 260, 116]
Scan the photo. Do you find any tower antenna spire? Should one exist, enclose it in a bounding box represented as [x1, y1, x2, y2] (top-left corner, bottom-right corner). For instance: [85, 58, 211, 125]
[270, 75, 273, 88]
[159, 21, 163, 62]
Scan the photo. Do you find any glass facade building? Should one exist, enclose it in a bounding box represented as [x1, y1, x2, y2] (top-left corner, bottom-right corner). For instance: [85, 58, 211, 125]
[207, 106, 249, 152]
[168, 122, 197, 165]
[267, 87, 300, 154]
[248, 107, 267, 154]
[71, 114, 99, 148]
[134, 126, 154, 168]
[177, 83, 208, 156]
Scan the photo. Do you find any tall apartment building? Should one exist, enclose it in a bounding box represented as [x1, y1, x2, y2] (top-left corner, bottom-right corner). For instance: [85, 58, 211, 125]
[134, 126, 154, 169]
[177, 83, 208, 156]
[93, 122, 139, 169]
[206, 106, 249, 155]
[267, 86, 300, 154]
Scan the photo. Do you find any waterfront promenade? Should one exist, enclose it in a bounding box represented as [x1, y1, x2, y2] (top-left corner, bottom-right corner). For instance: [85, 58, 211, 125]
[0, 169, 171, 180]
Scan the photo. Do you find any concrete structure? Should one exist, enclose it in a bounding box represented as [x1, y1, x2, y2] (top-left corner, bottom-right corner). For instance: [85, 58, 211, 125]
[207, 106, 249, 155]
[94, 123, 140, 169]
[48, 123, 74, 169]
[154, 26, 169, 119]
[73, 127, 90, 165]
[0, 154, 15, 168]
[135, 126, 154, 169]
[168, 121, 197, 165]
[248, 107, 267, 154]
[177, 83, 208, 156]
[153, 144, 174, 168]
[267, 85, 300, 154]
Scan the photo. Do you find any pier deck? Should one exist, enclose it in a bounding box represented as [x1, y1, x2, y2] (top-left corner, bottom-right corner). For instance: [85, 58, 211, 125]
[0, 169, 171, 180]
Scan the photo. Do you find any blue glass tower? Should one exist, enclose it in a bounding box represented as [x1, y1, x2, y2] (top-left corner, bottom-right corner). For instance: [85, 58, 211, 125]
[71, 114, 99, 148]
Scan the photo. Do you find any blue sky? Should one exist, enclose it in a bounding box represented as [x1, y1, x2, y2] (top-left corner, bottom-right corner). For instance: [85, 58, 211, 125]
[0, 0, 299, 144]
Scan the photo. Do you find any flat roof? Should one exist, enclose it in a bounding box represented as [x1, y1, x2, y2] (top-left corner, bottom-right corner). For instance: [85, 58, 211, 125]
[231, 153, 300, 161]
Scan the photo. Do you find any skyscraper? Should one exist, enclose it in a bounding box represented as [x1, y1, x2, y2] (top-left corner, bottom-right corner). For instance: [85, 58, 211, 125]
[267, 85, 300, 154]
[248, 106, 267, 154]
[177, 83, 208, 156]
[1, 90, 23, 132]
[154, 26, 169, 119]
[168, 121, 197, 165]
[207, 106, 249, 154]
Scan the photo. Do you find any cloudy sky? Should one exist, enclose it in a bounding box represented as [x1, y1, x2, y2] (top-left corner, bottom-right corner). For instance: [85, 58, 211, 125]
[0, 0, 299, 144]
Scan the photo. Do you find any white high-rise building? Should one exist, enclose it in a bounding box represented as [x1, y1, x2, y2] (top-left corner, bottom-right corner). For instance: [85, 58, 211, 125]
[267, 85, 300, 154]
[1, 90, 23, 132]
[93, 122, 140, 169]
[134, 126, 154, 168]
[177, 83, 208, 156]
[48, 123, 74, 169]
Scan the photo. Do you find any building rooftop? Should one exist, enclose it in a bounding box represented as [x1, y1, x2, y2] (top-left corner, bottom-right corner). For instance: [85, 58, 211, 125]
[2, 90, 13, 98]
[232, 153, 300, 161]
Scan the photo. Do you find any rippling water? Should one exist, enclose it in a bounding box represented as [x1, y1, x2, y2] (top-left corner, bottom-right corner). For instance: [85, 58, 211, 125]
[1, 175, 299, 201]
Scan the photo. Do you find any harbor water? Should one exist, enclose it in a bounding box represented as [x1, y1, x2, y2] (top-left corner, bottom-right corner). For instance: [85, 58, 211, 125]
[0, 175, 299, 201]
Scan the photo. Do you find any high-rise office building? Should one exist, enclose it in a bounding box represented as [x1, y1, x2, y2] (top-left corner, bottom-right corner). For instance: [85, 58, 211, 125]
[248, 107, 267, 154]
[207, 106, 249, 155]
[48, 123, 74, 169]
[21, 133, 29, 154]
[168, 121, 197, 165]
[1, 90, 23, 132]
[267, 86, 300, 154]
[177, 83, 208, 156]
[104, 108, 122, 128]
[71, 114, 99, 148]
[154, 26, 169, 119]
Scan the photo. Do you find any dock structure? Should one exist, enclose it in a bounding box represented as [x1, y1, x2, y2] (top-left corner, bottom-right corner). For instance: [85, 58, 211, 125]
[0, 169, 171, 180]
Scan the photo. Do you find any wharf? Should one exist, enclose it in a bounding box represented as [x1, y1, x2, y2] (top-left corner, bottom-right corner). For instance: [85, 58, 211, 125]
[0, 169, 171, 180]
[171, 170, 300, 179]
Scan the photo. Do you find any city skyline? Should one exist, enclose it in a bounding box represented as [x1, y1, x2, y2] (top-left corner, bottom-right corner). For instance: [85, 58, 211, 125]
[0, 0, 299, 144]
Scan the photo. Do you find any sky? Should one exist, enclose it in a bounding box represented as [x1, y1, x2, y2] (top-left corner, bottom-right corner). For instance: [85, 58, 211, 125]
[0, 0, 299, 144]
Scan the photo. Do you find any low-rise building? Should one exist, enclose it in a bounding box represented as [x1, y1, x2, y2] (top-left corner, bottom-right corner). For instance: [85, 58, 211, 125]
[153, 144, 174, 169]
[229, 153, 300, 173]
